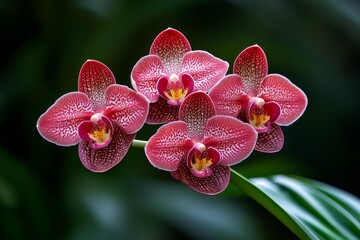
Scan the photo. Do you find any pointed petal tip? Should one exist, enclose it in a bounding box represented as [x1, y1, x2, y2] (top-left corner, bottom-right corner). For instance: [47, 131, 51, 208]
[78, 59, 116, 109]
[233, 44, 268, 94]
[150, 28, 191, 71]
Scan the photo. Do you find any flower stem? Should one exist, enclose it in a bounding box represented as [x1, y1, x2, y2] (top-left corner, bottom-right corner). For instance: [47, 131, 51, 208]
[132, 139, 147, 148]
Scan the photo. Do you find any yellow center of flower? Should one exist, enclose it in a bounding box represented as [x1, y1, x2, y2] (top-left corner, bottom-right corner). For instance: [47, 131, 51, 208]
[249, 113, 270, 128]
[88, 127, 111, 144]
[164, 88, 188, 102]
[88, 113, 111, 144]
[191, 156, 213, 173]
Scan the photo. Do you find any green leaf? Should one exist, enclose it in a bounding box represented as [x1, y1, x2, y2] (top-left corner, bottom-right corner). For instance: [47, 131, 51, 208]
[230, 169, 360, 240]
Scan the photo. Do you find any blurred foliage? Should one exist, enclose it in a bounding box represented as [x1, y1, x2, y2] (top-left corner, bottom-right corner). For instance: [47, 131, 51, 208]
[0, 0, 359, 239]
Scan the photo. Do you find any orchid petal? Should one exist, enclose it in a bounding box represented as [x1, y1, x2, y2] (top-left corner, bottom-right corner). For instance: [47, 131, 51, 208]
[156, 76, 169, 101]
[37, 92, 93, 146]
[258, 74, 308, 126]
[182, 50, 229, 91]
[171, 159, 230, 195]
[233, 45, 268, 96]
[208, 74, 249, 117]
[264, 101, 281, 122]
[146, 97, 180, 124]
[78, 124, 135, 172]
[255, 124, 284, 153]
[78, 60, 116, 111]
[131, 55, 166, 102]
[150, 28, 191, 74]
[145, 121, 191, 171]
[104, 85, 149, 134]
[203, 116, 257, 165]
[179, 91, 216, 141]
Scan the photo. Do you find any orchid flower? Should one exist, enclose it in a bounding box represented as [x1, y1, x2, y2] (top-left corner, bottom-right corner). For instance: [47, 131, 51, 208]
[131, 28, 229, 124]
[209, 45, 307, 152]
[145, 91, 257, 195]
[37, 60, 149, 172]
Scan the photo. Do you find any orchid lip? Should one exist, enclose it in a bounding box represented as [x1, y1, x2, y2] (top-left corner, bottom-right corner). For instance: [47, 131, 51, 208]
[247, 97, 280, 133]
[157, 73, 195, 106]
[78, 113, 113, 150]
[187, 144, 220, 178]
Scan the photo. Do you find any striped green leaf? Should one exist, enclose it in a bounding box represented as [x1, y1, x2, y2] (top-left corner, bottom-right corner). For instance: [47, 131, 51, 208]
[230, 170, 360, 240]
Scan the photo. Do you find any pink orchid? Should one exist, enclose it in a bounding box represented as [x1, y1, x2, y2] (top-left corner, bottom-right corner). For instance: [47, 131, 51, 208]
[145, 91, 257, 195]
[37, 60, 149, 172]
[209, 45, 307, 153]
[131, 28, 229, 124]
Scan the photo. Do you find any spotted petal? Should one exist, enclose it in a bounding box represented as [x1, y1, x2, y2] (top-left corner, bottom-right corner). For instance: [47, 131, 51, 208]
[104, 85, 149, 134]
[255, 124, 284, 153]
[131, 55, 166, 102]
[181, 50, 229, 91]
[78, 60, 116, 111]
[171, 159, 230, 195]
[150, 28, 191, 74]
[179, 91, 216, 141]
[208, 74, 249, 117]
[203, 116, 257, 165]
[258, 74, 308, 126]
[233, 45, 268, 96]
[78, 124, 135, 172]
[145, 121, 191, 171]
[146, 97, 180, 124]
[37, 92, 93, 146]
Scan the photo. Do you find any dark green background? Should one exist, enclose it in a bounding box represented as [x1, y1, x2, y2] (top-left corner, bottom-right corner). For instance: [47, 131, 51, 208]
[1, 0, 359, 239]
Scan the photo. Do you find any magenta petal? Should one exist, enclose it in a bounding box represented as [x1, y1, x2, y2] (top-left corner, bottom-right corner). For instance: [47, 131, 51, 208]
[208, 74, 249, 117]
[150, 28, 191, 74]
[180, 73, 195, 96]
[181, 50, 229, 91]
[146, 98, 180, 124]
[203, 115, 257, 165]
[264, 101, 281, 122]
[255, 124, 284, 153]
[207, 147, 221, 165]
[78, 124, 135, 172]
[233, 45, 268, 96]
[171, 159, 230, 195]
[145, 121, 191, 171]
[131, 55, 166, 102]
[78, 60, 116, 111]
[156, 76, 169, 100]
[104, 84, 149, 134]
[258, 74, 308, 126]
[37, 92, 93, 146]
[179, 91, 216, 141]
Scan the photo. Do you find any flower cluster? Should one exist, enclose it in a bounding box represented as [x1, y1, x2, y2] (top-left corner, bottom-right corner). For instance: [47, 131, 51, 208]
[37, 28, 307, 194]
